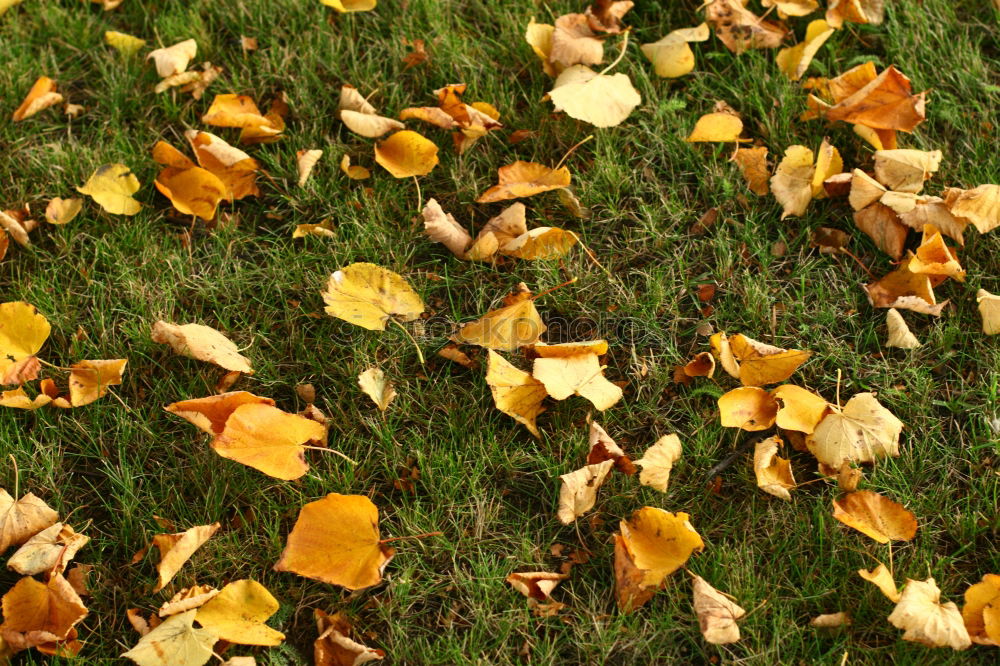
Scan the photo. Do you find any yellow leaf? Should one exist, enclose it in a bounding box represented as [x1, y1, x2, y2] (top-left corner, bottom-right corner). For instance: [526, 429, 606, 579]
[165, 391, 275, 436]
[0, 387, 52, 410]
[729, 333, 812, 386]
[146, 39, 197, 78]
[201, 94, 273, 129]
[705, 0, 787, 54]
[0, 574, 87, 652]
[122, 609, 218, 666]
[151, 523, 220, 592]
[485, 350, 547, 438]
[824, 65, 925, 132]
[691, 574, 746, 644]
[762, 0, 819, 17]
[864, 255, 947, 315]
[105, 30, 146, 56]
[962, 574, 1000, 645]
[633, 434, 681, 492]
[153, 164, 226, 221]
[321, 262, 425, 331]
[341, 109, 406, 138]
[826, 0, 885, 27]
[889, 578, 971, 650]
[0, 209, 31, 248]
[910, 225, 964, 281]
[454, 288, 545, 351]
[374, 130, 439, 178]
[619, 507, 704, 589]
[296, 149, 323, 187]
[340, 154, 371, 180]
[806, 392, 903, 467]
[0, 301, 50, 382]
[776, 19, 835, 81]
[810, 138, 843, 198]
[321, 0, 376, 12]
[195, 580, 284, 646]
[151, 321, 252, 374]
[292, 220, 335, 239]
[832, 490, 917, 543]
[12, 76, 63, 122]
[532, 342, 622, 411]
[640, 23, 710, 78]
[549, 66, 641, 128]
[550, 13, 603, 68]
[858, 562, 901, 602]
[753, 435, 796, 500]
[556, 460, 613, 524]
[274, 493, 395, 591]
[158, 585, 219, 617]
[874, 149, 942, 193]
[77, 163, 142, 215]
[0, 489, 59, 552]
[771, 384, 829, 434]
[525, 18, 559, 77]
[67, 358, 126, 407]
[506, 571, 568, 601]
[44, 197, 83, 225]
[211, 403, 326, 480]
[977, 289, 1000, 335]
[733, 146, 770, 196]
[943, 184, 1000, 234]
[477, 161, 571, 203]
[314, 609, 386, 665]
[810, 611, 851, 628]
[186, 130, 261, 200]
[849, 169, 887, 210]
[7, 523, 89, 576]
[686, 112, 743, 142]
[501, 227, 578, 260]
[0, 0, 24, 16]
[358, 367, 396, 412]
[718, 387, 778, 431]
[771, 145, 815, 219]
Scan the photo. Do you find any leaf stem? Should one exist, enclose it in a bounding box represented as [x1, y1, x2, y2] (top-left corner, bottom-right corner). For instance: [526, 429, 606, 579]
[532, 277, 578, 301]
[599, 28, 631, 77]
[390, 317, 426, 365]
[9, 454, 18, 499]
[379, 531, 443, 545]
[37, 358, 74, 372]
[302, 446, 358, 465]
[555, 135, 594, 170]
[413, 176, 423, 212]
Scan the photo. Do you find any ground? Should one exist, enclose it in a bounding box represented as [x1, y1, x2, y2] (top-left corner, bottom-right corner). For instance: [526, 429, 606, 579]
[1, 0, 999, 664]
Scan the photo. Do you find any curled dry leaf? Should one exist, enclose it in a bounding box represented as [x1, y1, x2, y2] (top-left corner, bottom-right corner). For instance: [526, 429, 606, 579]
[691, 574, 746, 644]
[77, 163, 142, 215]
[0, 489, 59, 553]
[705, 0, 787, 54]
[832, 490, 917, 543]
[889, 578, 971, 650]
[151, 522, 220, 592]
[587, 421, 634, 474]
[762, 0, 819, 18]
[532, 340, 623, 411]
[811, 612, 851, 628]
[147, 39, 197, 78]
[274, 493, 395, 591]
[753, 436, 796, 500]
[211, 403, 327, 480]
[477, 161, 571, 203]
[506, 571, 568, 601]
[864, 255, 947, 316]
[185, 130, 261, 200]
[44, 198, 83, 225]
[7, 523, 89, 575]
[358, 367, 396, 412]
[943, 184, 999, 234]
[195, 579, 284, 646]
[322, 263, 425, 331]
[374, 130, 439, 178]
[0, 210, 31, 248]
[962, 574, 1000, 645]
[296, 149, 323, 187]
[556, 460, 613, 525]
[12, 76, 64, 121]
[771, 385, 829, 434]
[525, 18, 559, 77]
[854, 202, 909, 260]
[122, 609, 218, 666]
[633, 434, 681, 492]
[151, 321, 252, 374]
[718, 387, 778, 431]
[641, 23, 710, 78]
[823, 64, 926, 132]
[454, 286, 545, 351]
[806, 392, 903, 467]
[776, 19, 836, 81]
[0, 574, 87, 652]
[733, 146, 770, 196]
[874, 149, 942, 194]
[314, 610, 385, 666]
[158, 585, 219, 618]
[550, 14, 603, 68]
[826, 0, 884, 26]
[585, 0, 634, 34]
[342, 110, 405, 138]
[724, 332, 812, 387]
[886, 308, 921, 349]
[165, 391, 275, 435]
[485, 350, 547, 438]
[340, 154, 371, 180]
[859, 562, 901, 602]
[977, 289, 1000, 335]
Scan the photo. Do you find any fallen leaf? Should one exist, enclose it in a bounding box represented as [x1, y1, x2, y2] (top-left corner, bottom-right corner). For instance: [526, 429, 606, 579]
[104, 30, 146, 55]
[854, 202, 909, 260]
[340, 154, 371, 180]
[165, 391, 275, 435]
[321, 0, 376, 12]
[454, 286, 546, 351]
[586, 0, 634, 33]
[158, 586, 219, 617]
[525, 18, 559, 77]
[0, 489, 59, 553]
[824, 64, 926, 132]
[705, 0, 787, 54]
[322, 263, 425, 331]
[641, 23, 710, 78]
[691, 574, 746, 644]
[0, 574, 87, 652]
[341, 110, 406, 138]
[438, 343, 476, 369]
[864, 254, 947, 315]
[296, 149, 323, 187]
[771, 145, 815, 218]
[762, 0, 819, 17]
[874, 149, 942, 193]
[185, 130, 261, 200]
[274, 493, 395, 591]
[477, 161, 571, 203]
[422, 198, 473, 258]
[314, 609, 385, 666]
[358, 367, 396, 412]
[77, 163, 142, 215]
[557, 460, 613, 524]
[201, 94, 273, 130]
[943, 184, 999, 234]
[885, 307, 922, 350]
[718, 387, 778, 431]
[550, 13, 603, 68]
[12, 76, 63, 121]
[832, 490, 917, 543]
[962, 574, 1000, 645]
[771, 385, 829, 434]
[753, 435, 796, 500]
[733, 146, 770, 195]
[147, 39, 197, 77]
[122, 609, 218, 666]
[0, 387, 52, 410]
[374, 130, 439, 178]
[587, 421, 635, 473]
[826, 0, 884, 27]
[859, 563, 901, 602]
[776, 19, 835, 81]
[811, 612, 850, 627]
[151, 522, 221, 592]
[44, 198, 83, 225]
[633, 434, 682, 492]
[806, 392, 903, 467]
[618, 507, 704, 593]
[211, 403, 326, 479]
[548, 65, 641, 128]
[977, 289, 1000, 335]
[506, 571, 569, 601]
[727, 334, 811, 386]
[686, 112, 743, 142]
[195, 580, 284, 646]
[485, 350, 547, 437]
[889, 578, 971, 650]
[0, 301, 50, 384]
[533, 340, 623, 411]
[7, 523, 89, 575]
[152, 321, 252, 373]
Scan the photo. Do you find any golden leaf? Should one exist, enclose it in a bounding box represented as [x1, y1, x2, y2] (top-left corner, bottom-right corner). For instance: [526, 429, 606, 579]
[777, 20, 835, 81]
[151, 523, 220, 592]
[556, 460, 613, 524]
[858, 562, 901, 602]
[854, 201, 909, 260]
[874, 149, 942, 193]
[122, 609, 218, 666]
[943, 184, 999, 234]
[158, 585, 219, 618]
[532, 341, 622, 411]
[633, 434, 682, 492]
[296, 149, 323, 187]
[358, 367, 396, 412]
[718, 387, 778, 431]
[550, 13, 603, 68]
[105, 30, 146, 56]
[454, 288, 545, 351]
[962, 574, 1000, 645]
[186, 130, 260, 200]
[44, 198, 83, 225]
[201, 94, 272, 129]
[806, 392, 902, 467]
[824, 65, 926, 132]
[374, 130, 439, 178]
[771, 384, 829, 434]
[485, 350, 547, 438]
[910, 225, 964, 281]
[340, 154, 371, 180]
[525, 18, 559, 77]
[771, 145, 815, 218]
[7, 523, 89, 576]
[195, 580, 284, 646]
[619, 507, 704, 589]
[641, 23, 710, 79]
[274, 493, 395, 591]
[341, 109, 406, 138]
[762, 0, 819, 17]
[733, 146, 770, 195]
[685, 112, 743, 142]
[76, 163, 142, 215]
[889, 578, 971, 650]
[0, 387, 52, 410]
[864, 255, 947, 315]
[151, 321, 252, 374]
[705, 0, 787, 54]
[977, 289, 1000, 335]
[0, 574, 87, 651]
[0, 489, 59, 553]
[65, 358, 126, 407]
[322, 263, 424, 331]
[548, 66, 641, 128]
[211, 403, 326, 480]
[728, 333, 811, 386]
[832, 490, 917, 543]
[165, 391, 275, 435]
[0, 301, 50, 383]
[321, 0, 376, 12]
[826, 0, 884, 27]
[12, 76, 63, 122]
[146, 39, 197, 77]
[477, 161, 571, 203]
[153, 162, 226, 221]
[885, 308, 921, 349]
[691, 574, 746, 644]
[753, 435, 796, 500]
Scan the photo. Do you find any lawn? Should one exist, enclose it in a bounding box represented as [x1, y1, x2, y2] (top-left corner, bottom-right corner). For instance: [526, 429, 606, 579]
[1, 0, 999, 663]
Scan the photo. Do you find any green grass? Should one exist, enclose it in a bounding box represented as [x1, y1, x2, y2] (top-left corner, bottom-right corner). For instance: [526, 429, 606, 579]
[1, 0, 999, 663]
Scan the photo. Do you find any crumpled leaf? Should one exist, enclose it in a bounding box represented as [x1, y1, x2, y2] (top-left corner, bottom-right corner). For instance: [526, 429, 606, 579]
[859, 562, 901, 602]
[962, 574, 1000, 645]
[374, 130, 439, 178]
[550, 13, 603, 68]
[211, 403, 326, 479]
[641, 23, 710, 78]
[485, 350, 547, 438]
[776, 19, 835, 81]
[977, 289, 1000, 335]
[725, 333, 812, 386]
[147, 39, 197, 78]
[0, 301, 50, 385]
[585, 0, 634, 34]
[823, 64, 926, 132]
[477, 161, 571, 203]
[195, 580, 284, 646]
[340, 154, 371, 180]
[943, 184, 999, 234]
[184, 130, 260, 200]
[548, 65, 641, 128]
[691, 574, 746, 644]
[0, 387, 52, 410]
[587, 421, 634, 474]
[889, 578, 971, 650]
[454, 285, 545, 350]
[633, 434, 681, 492]
[874, 149, 942, 193]
[910, 225, 964, 281]
[296, 149, 323, 187]
[832, 490, 917, 543]
[274, 493, 395, 591]
[158, 585, 219, 618]
[864, 255, 947, 316]
[12, 76, 63, 122]
[77, 163, 142, 215]
[854, 201, 909, 260]
[165, 391, 274, 435]
[753, 435, 796, 500]
[152, 321, 252, 373]
[806, 392, 903, 467]
[705, 0, 787, 54]
[322, 263, 425, 331]
[762, 0, 819, 17]
[314, 609, 385, 666]
[358, 367, 396, 412]
[532, 340, 623, 411]
[0, 489, 59, 553]
[557, 460, 613, 525]
[0, 574, 87, 652]
[0, 210, 31, 249]
[122, 609, 218, 666]
[7, 523, 89, 576]
[718, 387, 778, 431]
[151, 523, 220, 592]
[525, 17, 560, 77]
